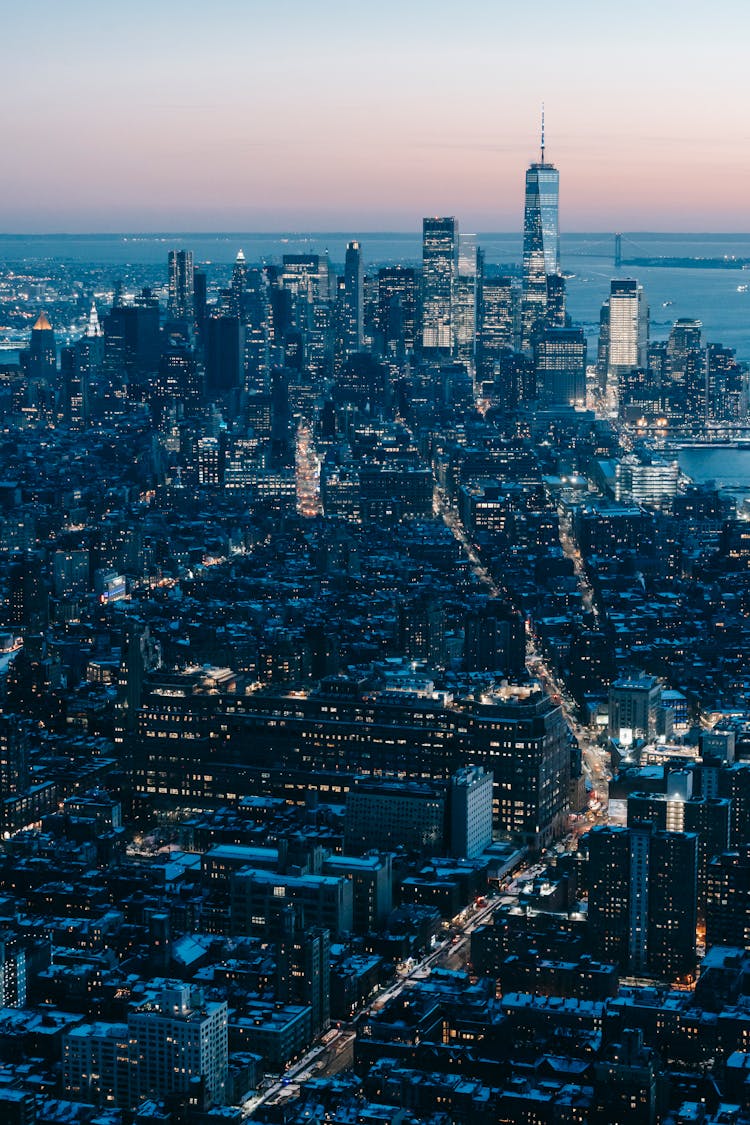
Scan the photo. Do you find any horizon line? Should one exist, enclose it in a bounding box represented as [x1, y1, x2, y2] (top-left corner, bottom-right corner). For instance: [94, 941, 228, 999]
[1, 229, 749, 239]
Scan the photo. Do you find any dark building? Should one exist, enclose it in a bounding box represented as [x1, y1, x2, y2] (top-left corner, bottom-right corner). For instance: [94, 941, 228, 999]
[344, 780, 445, 856]
[545, 271, 567, 327]
[130, 677, 568, 850]
[627, 786, 730, 913]
[8, 554, 48, 630]
[26, 311, 56, 381]
[103, 292, 160, 377]
[151, 341, 202, 419]
[398, 594, 446, 667]
[274, 905, 331, 1037]
[707, 342, 746, 423]
[193, 268, 208, 334]
[0, 714, 30, 799]
[534, 327, 587, 407]
[463, 600, 525, 674]
[587, 823, 698, 980]
[343, 240, 364, 355]
[377, 266, 418, 356]
[706, 846, 750, 952]
[205, 316, 244, 394]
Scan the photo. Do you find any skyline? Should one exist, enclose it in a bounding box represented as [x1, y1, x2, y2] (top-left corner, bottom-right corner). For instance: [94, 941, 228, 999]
[2, 0, 749, 233]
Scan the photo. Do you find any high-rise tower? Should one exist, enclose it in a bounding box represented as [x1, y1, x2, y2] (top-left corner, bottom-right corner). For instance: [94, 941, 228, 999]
[167, 249, 195, 321]
[521, 110, 560, 351]
[601, 279, 649, 401]
[422, 217, 457, 352]
[27, 311, 57, 380]
[343, 240, 364, 355]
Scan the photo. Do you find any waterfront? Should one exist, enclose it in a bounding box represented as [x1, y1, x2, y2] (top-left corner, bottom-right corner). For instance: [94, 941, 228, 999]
[678, 444, 750, 501]
[1, 230, 749, 360]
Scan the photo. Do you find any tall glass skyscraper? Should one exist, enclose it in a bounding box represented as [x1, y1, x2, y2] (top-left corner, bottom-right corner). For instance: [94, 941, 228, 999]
[422, 217, 457, 352]
[167, 249, 195, 322]
[521, 133, 560, 352]
[606, 278, 649, 377]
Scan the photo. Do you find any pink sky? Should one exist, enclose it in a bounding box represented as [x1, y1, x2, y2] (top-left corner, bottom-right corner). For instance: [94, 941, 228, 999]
[2, 0, 748, 231]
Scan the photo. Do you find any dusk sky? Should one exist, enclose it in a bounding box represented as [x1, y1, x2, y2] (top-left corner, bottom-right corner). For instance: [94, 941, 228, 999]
[2, 0, 748, 233]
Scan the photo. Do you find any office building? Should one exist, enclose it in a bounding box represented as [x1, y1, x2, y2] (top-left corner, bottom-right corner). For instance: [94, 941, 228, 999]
[534, 327, 586, 407]
[103, 291, 160, 376]
[152, 340, 202, 419]
[627, 786, 730, 913]
[377, 266, 418, 356]
[477, 274, 516, 386]
[453, 234, 477, 366]
[167, 249, 195, 321]
[469, 684, 570, 849]
[345, 780, 445, 856]
[0, 938, 26, 1008]
[614, 456, 680, 505]
[667, 318, 702, 381]
[422, 217, 457, 351]
[229, 247, 247, 317]
[398, 593, 445, 666]
[545, 271, 567, 327]
[603, 279, 649, 397]
[8, 553, 48, 630]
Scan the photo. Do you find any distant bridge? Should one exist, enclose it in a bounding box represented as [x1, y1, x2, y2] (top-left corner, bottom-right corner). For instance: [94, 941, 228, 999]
[614, 233, 749, 270]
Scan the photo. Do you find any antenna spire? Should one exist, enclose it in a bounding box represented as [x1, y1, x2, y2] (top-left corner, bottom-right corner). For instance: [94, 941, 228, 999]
[540, 103, 545, 163]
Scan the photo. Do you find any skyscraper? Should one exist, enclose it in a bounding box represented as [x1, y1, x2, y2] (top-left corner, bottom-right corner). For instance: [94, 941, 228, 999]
[229, 248, 247, 317]
[534, 327, 587, 407]
[453, 235, 477, 367]
[377, 267, 418, 356]
[167, 249, 195, 321]
[205, 316, 244, 393]
[521, 114, 560, 351]
[422, 217, 457, 351]
[343, 240, 364, 355]
[602, 279, 649, 398]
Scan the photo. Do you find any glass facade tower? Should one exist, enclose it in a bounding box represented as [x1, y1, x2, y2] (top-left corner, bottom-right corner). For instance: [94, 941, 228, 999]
[422, 217, 457, 352]
[521, 162, 560, 351]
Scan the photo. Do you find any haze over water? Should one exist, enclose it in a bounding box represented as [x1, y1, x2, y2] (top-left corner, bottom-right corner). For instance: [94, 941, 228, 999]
[4, 231, 749, 360]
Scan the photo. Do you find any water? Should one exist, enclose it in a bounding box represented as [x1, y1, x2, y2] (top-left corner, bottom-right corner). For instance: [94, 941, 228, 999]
[678, 446, 750, 501]
[0, 230, 748, 358]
